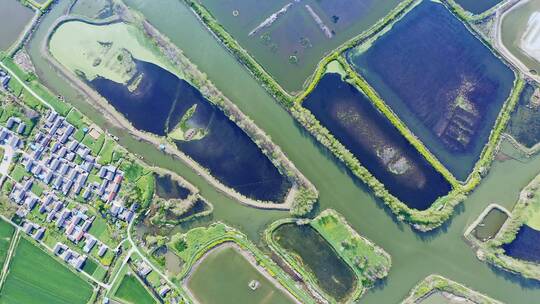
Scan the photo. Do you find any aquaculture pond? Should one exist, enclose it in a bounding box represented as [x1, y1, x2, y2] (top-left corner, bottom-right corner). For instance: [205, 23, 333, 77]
[507, 83, 540, 148]
[155, 174, 191, 200]
[91, 59, 291, 202]
[0, 0, 34, 51]
[472, 207, 508, 241]
[303, 73, 451, 210]
[187, 246, 295, 304]
[30, 0, 540, 302]
[197, 0, 403, 92]
[502, 224, 540, 263]
[453, 0, 502, 14]
[273, 223, 356, 301]
[347, 0, 515, 181]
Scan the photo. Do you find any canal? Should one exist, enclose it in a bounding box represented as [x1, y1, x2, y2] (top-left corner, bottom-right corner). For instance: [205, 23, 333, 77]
[23, 0, 540, 302]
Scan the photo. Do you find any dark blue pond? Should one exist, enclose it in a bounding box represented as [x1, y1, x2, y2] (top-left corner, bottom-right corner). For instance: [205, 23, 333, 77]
[155, 174, 191, 200]
[454, 0, 503, 15]
[347, 0, 515, 181]
[303, 73, 451, 210]
[502, 224, 540, 263]
[91, 60, 290, 202]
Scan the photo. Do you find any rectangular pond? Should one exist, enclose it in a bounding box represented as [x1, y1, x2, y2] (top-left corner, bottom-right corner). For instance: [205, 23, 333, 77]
[187, 245, 296, 304]
[0, 0, 34, 51]
[197, 0, 403, 92]
[303, 73, 451, 210]
[472, 207, 508, 241]
[273, 222, 357, 302]
[347, 0, 515, 181]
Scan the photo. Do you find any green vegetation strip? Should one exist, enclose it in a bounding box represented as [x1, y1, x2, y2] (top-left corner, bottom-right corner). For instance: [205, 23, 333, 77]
[0, 237, 94, 304]
[402, 274, 502, 304]
[168, 222, 313, 303]
[479, 173, 540, 280]
[265, 209, 391, 303]
[1, 57, 72, 115]
[0, 219, 15, 269]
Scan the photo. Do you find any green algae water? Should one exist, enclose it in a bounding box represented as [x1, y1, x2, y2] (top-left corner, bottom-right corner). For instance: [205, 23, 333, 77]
[472, 208, 508, 241]
[187, 246, 295, 304]
[22, 0, 540, 302]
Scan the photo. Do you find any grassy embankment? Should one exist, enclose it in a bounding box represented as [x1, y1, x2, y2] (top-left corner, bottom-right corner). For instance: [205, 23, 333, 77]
[167, 222, 314, 303]
[0, 56, 72, 116]
[477, 173, 540, 280]
[265, 209, 391, 303]
[443, 0, 504, 22]
[402, 274, 502, 304]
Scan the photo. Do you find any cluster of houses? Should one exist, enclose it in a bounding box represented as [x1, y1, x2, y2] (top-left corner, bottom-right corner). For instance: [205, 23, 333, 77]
[14, 110, 135, 223]
[135, 260, 172, 299]
[21, 111, 124, 201]
[21, 219, 45, 241]
[10, 188, 110, 270]
[0, 118, 25, 150]
[53, 242, 88, 271]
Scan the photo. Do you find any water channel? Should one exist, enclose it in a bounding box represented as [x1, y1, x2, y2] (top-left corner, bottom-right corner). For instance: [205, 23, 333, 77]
[21, 0, 540, 302]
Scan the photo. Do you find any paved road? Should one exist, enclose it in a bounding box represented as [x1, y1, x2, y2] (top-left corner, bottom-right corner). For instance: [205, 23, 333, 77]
[0, 144, 14, 176]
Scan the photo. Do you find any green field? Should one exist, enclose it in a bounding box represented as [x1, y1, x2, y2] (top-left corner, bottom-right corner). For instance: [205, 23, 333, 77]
[114, 272, 156, 304]
[0, 238, 94, 304]
[0, 219, 15, 268]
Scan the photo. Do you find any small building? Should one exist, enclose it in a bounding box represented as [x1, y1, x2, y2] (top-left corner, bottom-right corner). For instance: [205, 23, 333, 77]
[83, 237, 96, 253]
[98, 244, 108, 257]
[16, 122, 26, 135]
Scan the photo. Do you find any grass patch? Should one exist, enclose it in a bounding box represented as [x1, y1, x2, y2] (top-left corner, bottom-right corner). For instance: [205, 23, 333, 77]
[0, 219, 15, 268]
[82, 258, 98, 275]
[66, 109, 87, 130]
[98, 139, 116, 165]
[0, 103, 37, 136]
[30, 182, 44, 197]
[1, 57, 72, 116]
[114, 272, 156, 304]
[1, 238, 93, 304]
[83, 133, 105, 155]
[10, 164, 28, 183]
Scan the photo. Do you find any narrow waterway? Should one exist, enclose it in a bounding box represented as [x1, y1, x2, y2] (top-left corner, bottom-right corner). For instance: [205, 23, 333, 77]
[24, 0, 540, 302]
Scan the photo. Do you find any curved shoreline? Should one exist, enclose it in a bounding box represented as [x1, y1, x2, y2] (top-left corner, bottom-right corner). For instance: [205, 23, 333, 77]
[264, 210, 392, 304]
[41, 14, 314, 212]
